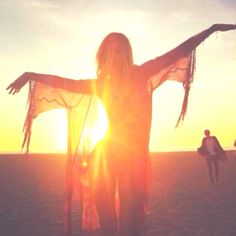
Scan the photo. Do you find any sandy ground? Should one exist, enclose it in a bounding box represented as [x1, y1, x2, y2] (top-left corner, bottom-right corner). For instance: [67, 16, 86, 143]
[0, 151, 236, 236]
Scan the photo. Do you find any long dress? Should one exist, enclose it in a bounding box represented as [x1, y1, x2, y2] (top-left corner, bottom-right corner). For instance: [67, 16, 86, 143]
[22, 49, 195, 235]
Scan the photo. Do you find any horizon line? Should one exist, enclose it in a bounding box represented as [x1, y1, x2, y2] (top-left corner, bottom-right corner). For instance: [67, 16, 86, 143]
[0, 149, 235, 156]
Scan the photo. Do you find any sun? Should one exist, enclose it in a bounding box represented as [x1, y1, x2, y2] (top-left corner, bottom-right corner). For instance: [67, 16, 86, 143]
[88, 100, 109, 147]
[55, 100, 108, 152]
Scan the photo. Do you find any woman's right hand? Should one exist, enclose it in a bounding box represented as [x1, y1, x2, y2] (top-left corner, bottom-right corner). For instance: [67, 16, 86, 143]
[6, 72, 31, 95]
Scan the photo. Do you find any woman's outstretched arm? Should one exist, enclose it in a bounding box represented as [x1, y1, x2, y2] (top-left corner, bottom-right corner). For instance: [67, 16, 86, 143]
[164, 23, 236, 62]
[7, 72, 96, 95]
[140, 24, 236, 79]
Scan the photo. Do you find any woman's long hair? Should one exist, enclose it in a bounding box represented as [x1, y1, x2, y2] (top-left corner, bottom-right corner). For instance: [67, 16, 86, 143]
[96, 32, 134, 82]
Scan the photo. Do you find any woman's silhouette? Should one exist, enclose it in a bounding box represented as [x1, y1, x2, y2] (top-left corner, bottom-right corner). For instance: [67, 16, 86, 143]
[7, 24, 236, 236]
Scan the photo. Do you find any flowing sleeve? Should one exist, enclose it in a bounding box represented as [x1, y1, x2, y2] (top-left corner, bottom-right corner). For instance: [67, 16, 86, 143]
[138, 49, 196, 126]
[23, 80, 102, 235]
[22, 80, 99, 153]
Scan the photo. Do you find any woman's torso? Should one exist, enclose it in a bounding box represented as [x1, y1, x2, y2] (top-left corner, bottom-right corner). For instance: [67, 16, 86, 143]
[96, 69, 152, 154]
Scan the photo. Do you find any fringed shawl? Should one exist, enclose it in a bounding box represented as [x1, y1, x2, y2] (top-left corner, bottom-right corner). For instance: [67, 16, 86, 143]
[22, 50, 195, 236]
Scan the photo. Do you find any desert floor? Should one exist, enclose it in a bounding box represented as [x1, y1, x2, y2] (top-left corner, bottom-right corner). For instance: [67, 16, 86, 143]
[0, 151, 236, 236]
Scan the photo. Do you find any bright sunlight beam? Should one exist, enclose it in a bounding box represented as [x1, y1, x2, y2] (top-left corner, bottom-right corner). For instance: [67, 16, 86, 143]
[55, 100, 108, 152]
[89, 100, 109, 147]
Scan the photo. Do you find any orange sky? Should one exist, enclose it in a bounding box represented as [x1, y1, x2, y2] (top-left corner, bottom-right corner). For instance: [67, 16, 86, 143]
[0, 0, 236, 153]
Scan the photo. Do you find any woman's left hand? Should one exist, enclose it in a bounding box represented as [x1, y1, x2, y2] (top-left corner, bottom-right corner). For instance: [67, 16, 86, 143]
[211, 23, 236, 32]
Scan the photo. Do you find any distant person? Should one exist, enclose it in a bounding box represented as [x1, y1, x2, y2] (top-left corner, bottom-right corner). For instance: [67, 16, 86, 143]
[234, 139, 236, 159]
[199, 129, 225, 183]
[7, 24, 236, 236]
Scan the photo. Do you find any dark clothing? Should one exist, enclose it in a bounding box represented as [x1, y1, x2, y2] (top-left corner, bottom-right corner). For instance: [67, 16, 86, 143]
[201, 136, 224, 156]
[200, 136, 224, 182]
[206, 155, 219, 182]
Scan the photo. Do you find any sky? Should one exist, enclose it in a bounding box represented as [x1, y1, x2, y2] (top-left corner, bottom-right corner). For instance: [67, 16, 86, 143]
[0, 0, 236, 153]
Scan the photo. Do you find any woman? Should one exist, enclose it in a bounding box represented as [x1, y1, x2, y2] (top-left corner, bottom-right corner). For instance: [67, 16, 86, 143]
[7, 24, 236, 236]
